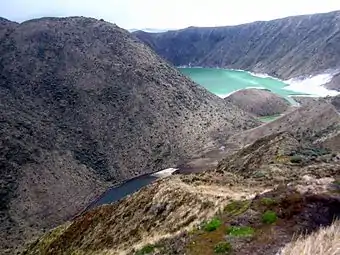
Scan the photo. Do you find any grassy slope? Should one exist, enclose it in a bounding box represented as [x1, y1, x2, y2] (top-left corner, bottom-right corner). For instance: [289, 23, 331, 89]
[23, 132, 340, 255]
[279, 220, 340, 255]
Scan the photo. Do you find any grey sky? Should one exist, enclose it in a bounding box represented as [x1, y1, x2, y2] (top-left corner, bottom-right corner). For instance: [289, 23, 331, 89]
[1, 0, 340, 29]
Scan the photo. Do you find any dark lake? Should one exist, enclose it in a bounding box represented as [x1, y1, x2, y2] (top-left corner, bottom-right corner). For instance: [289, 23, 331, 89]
[84, 174, 158, 212]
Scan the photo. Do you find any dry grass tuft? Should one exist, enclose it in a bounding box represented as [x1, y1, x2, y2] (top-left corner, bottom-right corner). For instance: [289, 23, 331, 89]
[279, 220, 340, 255]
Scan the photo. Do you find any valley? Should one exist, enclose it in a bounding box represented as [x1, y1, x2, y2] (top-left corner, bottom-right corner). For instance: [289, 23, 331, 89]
[1, 8, 340, 255]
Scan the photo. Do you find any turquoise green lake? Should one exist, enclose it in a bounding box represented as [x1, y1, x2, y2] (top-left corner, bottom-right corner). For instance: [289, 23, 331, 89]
[179, 68, 304, 104]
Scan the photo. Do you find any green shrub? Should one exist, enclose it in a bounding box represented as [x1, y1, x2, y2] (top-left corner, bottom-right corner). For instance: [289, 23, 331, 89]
[253, 171, 266, 178]
[224, 200, 250, 216]
[333, 180, 340, 186]
[260, 197, 277, 206]
[135, 244, 155, 255]
[290, 155, 303, 164]
[315, 148, 329, 156]
[214, 242, 232, 254]
[261, 210, 278, 224]
[202, 218, 222, 232]
[226, 226, 255, 237]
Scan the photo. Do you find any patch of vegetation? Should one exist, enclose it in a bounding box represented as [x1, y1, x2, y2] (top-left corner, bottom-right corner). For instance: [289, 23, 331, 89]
[331, 180, 340, 193]
[260, 197, 277, 206]
[224, 200, 250, 217]
[253, 171, 266, 178]
[214, 242, 232, 254]
[333, 180, 340, 186]
[290, 155, 303, 164]
[135, 244, 156, 255]
[202, 218, 222, 232]
[23, 224, 70, 255]
[275, 155, 290, 163]
[261, 210, 278, 224]
[226, 226, 255, 237]
[300, 147, 330, 157]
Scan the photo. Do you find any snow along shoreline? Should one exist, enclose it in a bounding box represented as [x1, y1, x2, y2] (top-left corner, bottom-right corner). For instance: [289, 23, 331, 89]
[178, 66, 340, 98]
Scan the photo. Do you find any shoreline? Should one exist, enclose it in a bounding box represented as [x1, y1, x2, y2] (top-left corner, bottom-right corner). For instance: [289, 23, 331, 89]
[178, 66, 339, 97]
[72, 167, 179, 219]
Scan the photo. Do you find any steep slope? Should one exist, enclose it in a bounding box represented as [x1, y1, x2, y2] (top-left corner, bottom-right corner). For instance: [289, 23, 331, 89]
[279, 220, 340, 255]
[0, 17, 260, 253]
[23, 132, 340, 255]
[177, 97, 340, 176]
[227, 98, 340, 148]
[225, 89, 290, 116]
[134, 11, 340, 83]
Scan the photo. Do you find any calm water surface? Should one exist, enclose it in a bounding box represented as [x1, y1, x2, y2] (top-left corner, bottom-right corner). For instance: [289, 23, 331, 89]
[179, 68, 305, 104]
[85, 175, 157, 211]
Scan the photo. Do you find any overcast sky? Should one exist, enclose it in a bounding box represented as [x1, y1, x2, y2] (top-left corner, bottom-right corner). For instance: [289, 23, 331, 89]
[2, 0, 340, 29]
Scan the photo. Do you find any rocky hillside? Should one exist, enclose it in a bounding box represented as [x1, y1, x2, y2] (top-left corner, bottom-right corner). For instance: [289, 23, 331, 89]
[0, 17, 260, 254]
[225, 89, 290, 116]
[0, 18, 18, 39]
[23, 131, 340, 255]
[134, 11, 340, 88]
[325, 73, 340, 91]
[331, 94, 340, 111]
[227, 97, 340, 148]
[21, 96, 340, 255]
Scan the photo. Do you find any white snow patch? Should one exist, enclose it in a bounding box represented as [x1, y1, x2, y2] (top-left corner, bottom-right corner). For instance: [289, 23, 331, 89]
[151, 168, 178, 178]
[284, 73, 340, 97]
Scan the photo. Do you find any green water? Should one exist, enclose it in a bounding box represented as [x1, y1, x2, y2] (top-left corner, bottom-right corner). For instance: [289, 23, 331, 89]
[179, 68, 303, 104]
[257, 114, 282, 123]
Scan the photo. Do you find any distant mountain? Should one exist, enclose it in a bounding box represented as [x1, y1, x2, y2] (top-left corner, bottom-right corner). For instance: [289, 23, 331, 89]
[0, 17, 259, 254]
[134, 11, 340, 90]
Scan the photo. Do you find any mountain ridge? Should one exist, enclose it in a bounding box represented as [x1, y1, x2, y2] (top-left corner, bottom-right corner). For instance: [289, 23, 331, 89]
[134, 10, 340, 90]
